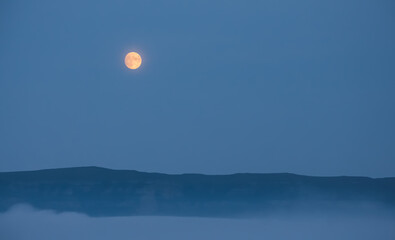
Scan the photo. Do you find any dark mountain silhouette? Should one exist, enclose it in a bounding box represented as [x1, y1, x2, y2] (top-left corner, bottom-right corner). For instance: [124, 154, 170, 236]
[0, 167, 394, 217]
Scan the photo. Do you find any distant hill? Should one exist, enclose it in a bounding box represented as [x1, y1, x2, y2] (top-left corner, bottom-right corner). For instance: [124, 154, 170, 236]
[0, 167, 394, 217]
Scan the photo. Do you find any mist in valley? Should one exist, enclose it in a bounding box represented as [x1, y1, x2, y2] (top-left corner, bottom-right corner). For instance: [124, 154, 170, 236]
[1, 204, 394, 240]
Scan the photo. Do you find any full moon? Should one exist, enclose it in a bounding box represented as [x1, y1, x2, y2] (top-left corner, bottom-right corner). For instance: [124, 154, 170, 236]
[124, 52, 142, 69]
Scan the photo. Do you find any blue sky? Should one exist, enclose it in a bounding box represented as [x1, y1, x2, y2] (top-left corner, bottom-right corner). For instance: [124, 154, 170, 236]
[1, 0, 394, 176]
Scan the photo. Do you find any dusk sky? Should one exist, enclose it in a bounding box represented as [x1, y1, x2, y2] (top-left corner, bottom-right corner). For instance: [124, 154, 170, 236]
[1, 0, 394, 177]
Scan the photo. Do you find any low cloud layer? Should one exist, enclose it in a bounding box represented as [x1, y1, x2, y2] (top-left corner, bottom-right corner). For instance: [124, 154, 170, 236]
[1, 205, 394, 240]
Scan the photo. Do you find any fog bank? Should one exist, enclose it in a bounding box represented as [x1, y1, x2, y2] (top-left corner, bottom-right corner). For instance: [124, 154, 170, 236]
[1, 205, 394, 240]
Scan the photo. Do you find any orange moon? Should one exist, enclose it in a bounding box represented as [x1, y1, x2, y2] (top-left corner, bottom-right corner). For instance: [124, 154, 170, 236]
[124, 52, 142, 69]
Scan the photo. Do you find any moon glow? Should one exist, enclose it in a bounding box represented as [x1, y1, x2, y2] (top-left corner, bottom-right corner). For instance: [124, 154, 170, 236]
[125, 52, 142, 69]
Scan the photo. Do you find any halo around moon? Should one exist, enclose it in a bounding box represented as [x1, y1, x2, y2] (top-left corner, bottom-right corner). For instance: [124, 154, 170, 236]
[125, 52, 142, 69]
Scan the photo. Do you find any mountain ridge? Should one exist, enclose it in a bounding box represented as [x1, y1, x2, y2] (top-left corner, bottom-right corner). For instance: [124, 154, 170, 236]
[1, 166, 394, 217]
[2, 166, 391, 179]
